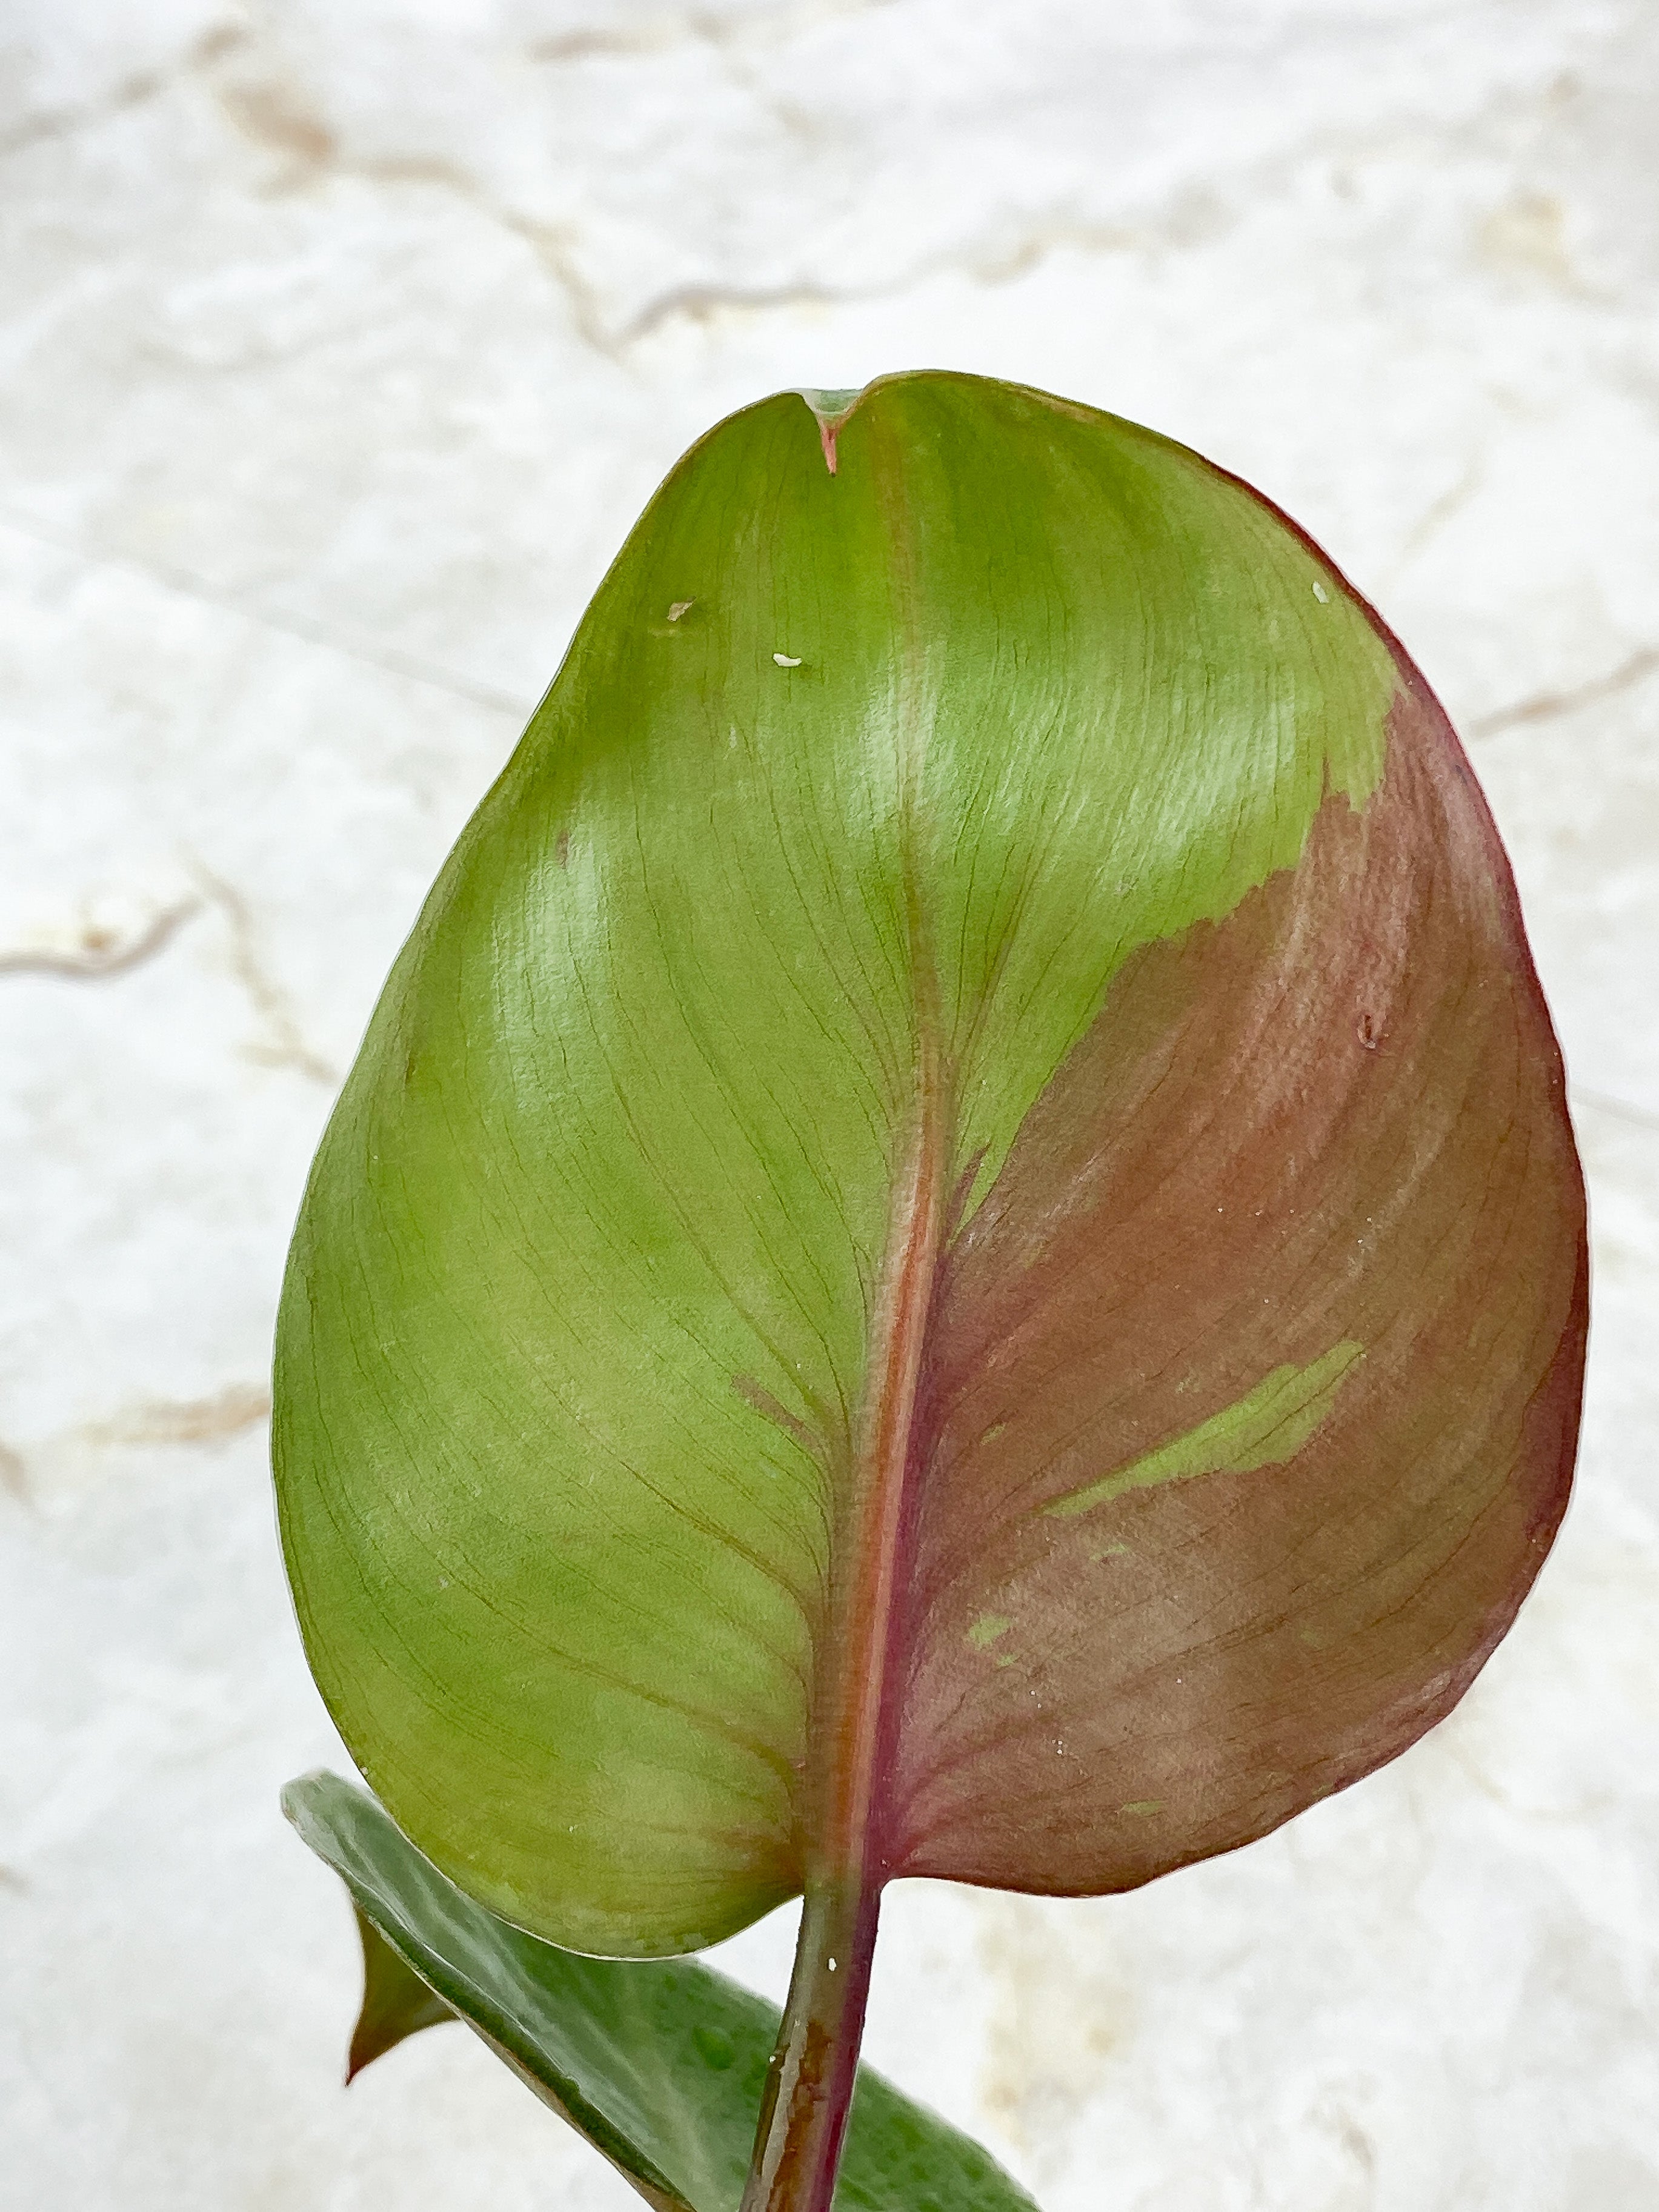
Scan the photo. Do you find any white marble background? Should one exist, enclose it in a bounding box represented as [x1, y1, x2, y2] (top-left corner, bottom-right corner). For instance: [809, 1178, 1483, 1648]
[2, 2, 1657, 2207]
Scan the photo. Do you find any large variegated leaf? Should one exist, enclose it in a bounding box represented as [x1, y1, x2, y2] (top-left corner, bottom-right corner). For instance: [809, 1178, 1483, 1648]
[273, 371, 1585, 1967]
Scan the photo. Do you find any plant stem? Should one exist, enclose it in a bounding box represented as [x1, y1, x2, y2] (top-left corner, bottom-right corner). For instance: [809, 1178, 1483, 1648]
[743, 874, 946, 2211]
[739, 1872, 882, 2212]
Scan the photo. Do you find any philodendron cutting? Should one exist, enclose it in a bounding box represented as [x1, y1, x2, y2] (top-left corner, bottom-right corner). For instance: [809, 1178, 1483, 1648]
[273, 372, 1587, 2212]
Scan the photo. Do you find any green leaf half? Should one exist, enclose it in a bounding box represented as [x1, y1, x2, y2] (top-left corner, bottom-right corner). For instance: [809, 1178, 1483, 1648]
[286, 1771, 1037, 2212]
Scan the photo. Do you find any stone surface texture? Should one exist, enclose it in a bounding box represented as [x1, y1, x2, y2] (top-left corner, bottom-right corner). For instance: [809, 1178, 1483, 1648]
[2, 4, 1657, 2208]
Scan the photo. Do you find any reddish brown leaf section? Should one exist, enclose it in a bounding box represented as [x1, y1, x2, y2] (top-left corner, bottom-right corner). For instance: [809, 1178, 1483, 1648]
[884, 668, 1588, 1893]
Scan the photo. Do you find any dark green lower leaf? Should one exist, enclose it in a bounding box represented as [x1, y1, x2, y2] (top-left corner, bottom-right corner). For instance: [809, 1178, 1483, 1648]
[285, 1772, 1038, 2212]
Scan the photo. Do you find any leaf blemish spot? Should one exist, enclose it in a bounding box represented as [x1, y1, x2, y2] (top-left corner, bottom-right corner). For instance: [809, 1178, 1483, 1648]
[1045, 1340, 1365, 1520]
[667, 600, 694, 622]
[1313, 580, 1330, 602]
[773, 653, 802, 668]
[968, 1612, 1014, 1651]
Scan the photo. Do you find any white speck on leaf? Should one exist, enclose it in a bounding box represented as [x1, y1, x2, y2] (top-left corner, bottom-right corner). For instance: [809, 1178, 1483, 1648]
[668, 600, 694, 621]
[1312, 580, 1330, 603]
[773, 653, 802, 667]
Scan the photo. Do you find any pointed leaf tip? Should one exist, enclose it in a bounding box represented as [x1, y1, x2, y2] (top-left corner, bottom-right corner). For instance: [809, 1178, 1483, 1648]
[799, 385, 866, 474]
[345, 1905, 454, 2082]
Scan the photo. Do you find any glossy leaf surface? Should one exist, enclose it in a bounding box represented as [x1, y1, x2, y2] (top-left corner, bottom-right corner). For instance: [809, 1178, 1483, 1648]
[287, 1772, 1038, 2212]
[274, 371, 1586, 1959]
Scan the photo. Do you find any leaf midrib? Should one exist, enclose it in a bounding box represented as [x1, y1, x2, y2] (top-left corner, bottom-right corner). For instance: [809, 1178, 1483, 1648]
[806, 395, 946, 1896]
